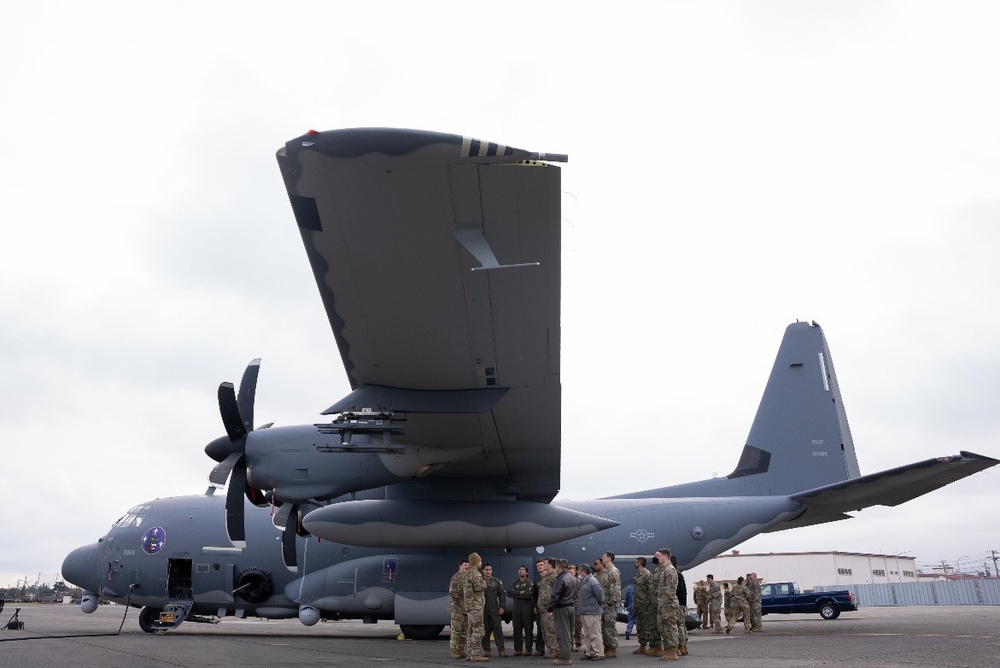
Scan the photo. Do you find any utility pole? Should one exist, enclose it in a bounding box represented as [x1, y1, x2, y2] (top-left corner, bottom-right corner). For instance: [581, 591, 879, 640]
[991, 550, 999, 579]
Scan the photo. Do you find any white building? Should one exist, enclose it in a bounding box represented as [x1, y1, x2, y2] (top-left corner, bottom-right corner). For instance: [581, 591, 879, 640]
[683, 551, 918, 590]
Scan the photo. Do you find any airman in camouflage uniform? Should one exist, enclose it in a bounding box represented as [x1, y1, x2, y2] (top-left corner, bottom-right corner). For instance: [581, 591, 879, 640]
[693, 580, 709, 629]
[631, 556, 660, 655]
[599, 552, 622, 657]
[706, 574, 723, 633]
[531, 559, 546, 656]
[723, 582, 734, 629]
[670, 555, 689, 656]
[536, 558, 558, 657]
[464, 552, 489, 661]
[748, 572, 763, 632]
[569, 564, 582, 650]
[725, 576, 751, 635]
[448, 559, 469, 659]
[652, 548, 680, 661]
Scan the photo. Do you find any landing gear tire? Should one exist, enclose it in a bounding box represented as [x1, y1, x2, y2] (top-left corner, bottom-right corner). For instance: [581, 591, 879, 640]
[819, 603, 840, 620]
[138, 607, 163, 634]
[399, 624, 444, 640]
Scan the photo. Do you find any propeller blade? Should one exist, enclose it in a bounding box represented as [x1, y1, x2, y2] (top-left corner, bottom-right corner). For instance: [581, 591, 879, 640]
[282, 520, 298, 572]
[236, 359, 261, 434]
[225, 456, 247, 548]
[295, 506, 313, 537]
[218, 382, 247, 442]
[271, 502, 292, 529]
[209, 451, 242, 486]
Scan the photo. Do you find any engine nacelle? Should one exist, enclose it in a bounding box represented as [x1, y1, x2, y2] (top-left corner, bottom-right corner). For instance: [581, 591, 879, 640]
[243, 425, 479, 503]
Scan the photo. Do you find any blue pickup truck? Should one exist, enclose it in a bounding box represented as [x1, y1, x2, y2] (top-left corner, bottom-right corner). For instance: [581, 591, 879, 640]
[760, 581, 857, 620]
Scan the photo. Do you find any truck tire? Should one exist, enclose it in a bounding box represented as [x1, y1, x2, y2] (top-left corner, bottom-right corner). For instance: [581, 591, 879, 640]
[819, 602, 840, 620]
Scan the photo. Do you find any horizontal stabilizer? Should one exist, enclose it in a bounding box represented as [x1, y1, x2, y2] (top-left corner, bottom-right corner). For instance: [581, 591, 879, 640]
[762, 512, 852, 533]
[775, 451, 998, 530]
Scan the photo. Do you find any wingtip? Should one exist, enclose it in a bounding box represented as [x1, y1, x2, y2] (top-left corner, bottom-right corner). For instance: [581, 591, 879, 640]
[957, 450, 1000, 466]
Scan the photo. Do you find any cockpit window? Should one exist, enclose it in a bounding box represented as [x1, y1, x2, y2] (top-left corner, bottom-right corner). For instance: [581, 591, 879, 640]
[113, 504, 151, 528]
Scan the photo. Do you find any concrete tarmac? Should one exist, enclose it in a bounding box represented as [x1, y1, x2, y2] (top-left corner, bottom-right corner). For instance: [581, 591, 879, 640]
[2, 604, 999, 667]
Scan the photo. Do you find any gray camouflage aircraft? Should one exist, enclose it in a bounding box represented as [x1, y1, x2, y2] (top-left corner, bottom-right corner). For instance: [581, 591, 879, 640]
[62, 128, 996, 637]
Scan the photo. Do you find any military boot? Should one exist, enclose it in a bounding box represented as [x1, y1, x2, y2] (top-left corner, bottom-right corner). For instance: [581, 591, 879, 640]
[658, 648, 678, 661]
[604, 648, 616, 658]
[632, 644, 647, 655]
[646, 646, 663, 657]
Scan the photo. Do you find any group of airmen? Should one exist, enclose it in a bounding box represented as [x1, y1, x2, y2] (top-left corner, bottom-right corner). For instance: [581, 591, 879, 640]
[448, 547, 729, 664]
[448, 551, 625, 664]
[691, 572, 764, 635]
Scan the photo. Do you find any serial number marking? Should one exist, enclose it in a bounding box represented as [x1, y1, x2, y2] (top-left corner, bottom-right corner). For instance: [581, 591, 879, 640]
[123, 549, 136, 556]
[812, 451, 828, 457]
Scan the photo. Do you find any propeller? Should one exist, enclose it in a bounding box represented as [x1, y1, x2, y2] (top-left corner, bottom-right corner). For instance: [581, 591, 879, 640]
[271, 501, 316, 572]
[204, 359, 264, 548]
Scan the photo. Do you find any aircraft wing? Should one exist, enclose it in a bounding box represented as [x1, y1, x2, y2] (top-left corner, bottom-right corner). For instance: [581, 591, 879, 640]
[765, 450, 998, 532]
[276, 129, 563, 502]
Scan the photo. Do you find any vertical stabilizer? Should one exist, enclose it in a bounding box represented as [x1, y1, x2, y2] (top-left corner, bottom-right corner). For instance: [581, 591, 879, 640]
[610, 321, 861, 500]
[733, 321, 861, 492]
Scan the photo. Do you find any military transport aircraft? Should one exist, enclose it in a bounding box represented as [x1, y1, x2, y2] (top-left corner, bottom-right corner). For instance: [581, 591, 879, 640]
[62, 129, 996, 637]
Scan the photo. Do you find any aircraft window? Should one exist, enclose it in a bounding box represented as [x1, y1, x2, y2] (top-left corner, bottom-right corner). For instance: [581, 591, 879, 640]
[113, 505, 151, 528]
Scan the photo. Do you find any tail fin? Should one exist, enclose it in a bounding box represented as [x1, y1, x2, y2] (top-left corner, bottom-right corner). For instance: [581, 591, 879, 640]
[732, 320, 861, 492]
[612, 321, 861, 499]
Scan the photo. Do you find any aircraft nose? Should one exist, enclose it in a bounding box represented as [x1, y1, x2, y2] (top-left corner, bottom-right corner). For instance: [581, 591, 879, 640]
[62, 542, 101, 590]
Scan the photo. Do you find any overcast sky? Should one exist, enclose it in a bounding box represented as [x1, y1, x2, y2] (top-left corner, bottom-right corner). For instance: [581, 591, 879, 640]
[2, 1, 998, 589]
